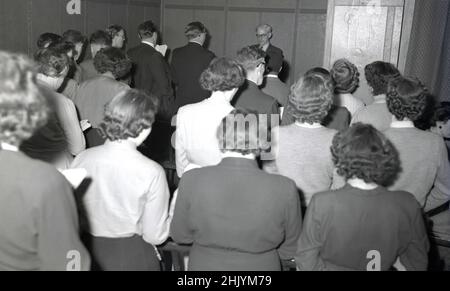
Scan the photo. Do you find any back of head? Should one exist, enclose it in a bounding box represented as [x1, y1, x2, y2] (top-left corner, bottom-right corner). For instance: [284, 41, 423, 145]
[185, 21, 206, 40]
[200, 57, 245, 92]
[62, 29, 86, 45]
[331, 123, 400, 186]
[94, 47, 132, 79]
[0, 51, 48, 147]
[35, 47, 70, 78]
[331, 59, 360, 94]
[138, 20, 157, 39]
[386, 76, 428, 122]
[286, 72, 334, 124]
[37, 33, 62, 49]
[90, 30, 112, 46]
[365, 61, 401, 96]
[99, 89, 158, 141]
[236, 45, 266, 73]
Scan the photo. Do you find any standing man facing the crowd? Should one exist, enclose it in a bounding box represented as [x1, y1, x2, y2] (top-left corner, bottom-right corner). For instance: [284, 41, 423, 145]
[255, 24, 284, 74]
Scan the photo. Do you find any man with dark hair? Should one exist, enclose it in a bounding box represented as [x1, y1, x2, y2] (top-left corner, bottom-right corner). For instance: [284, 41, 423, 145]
[80, 30, 112, 82]
[171, 21, 215, 110]
[128, 20, 173, 120]
[62, 29, 87, 83]
[255, 24, 284, 74]
[233, 45, 279, 116]
[37, 32, 61, 49]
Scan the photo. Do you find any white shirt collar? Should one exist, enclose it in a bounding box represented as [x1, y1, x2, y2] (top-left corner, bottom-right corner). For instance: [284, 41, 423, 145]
[373, 94, 387, 104]
[266, 74, 279, 78]
[390, 119, 415, 129]
[142, 41, 155, 48]
[261, 43, 270, 52]
[348, 178, 378, 190]
[295, 122, 323, 129]
[1, 143, 18, 152]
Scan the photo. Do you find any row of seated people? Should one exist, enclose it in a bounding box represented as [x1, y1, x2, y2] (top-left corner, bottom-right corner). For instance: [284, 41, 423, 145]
[0, 49, 449, 270]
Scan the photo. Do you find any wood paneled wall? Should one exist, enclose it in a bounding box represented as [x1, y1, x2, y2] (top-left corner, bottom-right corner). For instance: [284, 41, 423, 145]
[161, 0, 328, 85]
[0, 0, 161, 56]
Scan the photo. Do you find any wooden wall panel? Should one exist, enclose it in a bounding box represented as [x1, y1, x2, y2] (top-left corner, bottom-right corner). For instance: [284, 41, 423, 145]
[193, 9, 226, 56]
[60, 0, 86, 34]
[163, 8, 194, 52]
[127, 3, 147, 48]
[226, 11, 260, 57]
[0, 0, 29, 54]
[86, 1, 110, 35]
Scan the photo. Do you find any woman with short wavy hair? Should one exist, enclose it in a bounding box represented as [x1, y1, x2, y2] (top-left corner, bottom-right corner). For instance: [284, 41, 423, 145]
[175, 57, 245, 177]
[71, 89, 172, 271]
[384, 77, 450, 213]
[171, 108, 302, 271]
[267, 72, 338, 206]
[73, 47, 131, 147]
[330, 58, 364, 116]
[296, 123, 429, 271]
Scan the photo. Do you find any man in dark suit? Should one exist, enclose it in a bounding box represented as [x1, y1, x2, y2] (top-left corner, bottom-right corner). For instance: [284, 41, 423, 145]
[128, 20, 174, 162]
[256, 24, 284, 74]
[128, 20, 174, 121]
[171, 22, 215, 110]
[233, 45, 279, 116]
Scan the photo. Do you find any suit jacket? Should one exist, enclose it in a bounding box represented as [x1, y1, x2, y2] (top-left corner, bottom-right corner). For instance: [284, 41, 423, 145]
[128, 43, 174, 119]
[261, 75, 290, 106]
[171, 157, 302, 271]
[265, 44, 284, 73]
[233, 80, 279, 115]
[171, 42, 215, 110]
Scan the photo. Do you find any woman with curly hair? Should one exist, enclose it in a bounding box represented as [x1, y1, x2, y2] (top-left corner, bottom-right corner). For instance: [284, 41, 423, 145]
[266, 72, 338, 206]
[21, 47, 86, 169]
[330, 58, 364, 116]
[73, 47, 131, 147]
[384, 77, 450, 211]
[0, 51, 90, 271]
[352, 61, 401, 131]
[71, 89, 173, 271]
[107, 25, 127, 50]
[171, 109, 302, 270]
[175, 57, 245, 177]
[296, 123, 429, 271]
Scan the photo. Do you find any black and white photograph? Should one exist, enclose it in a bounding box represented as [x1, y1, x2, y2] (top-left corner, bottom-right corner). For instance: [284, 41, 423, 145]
[0, 0, 449, 276]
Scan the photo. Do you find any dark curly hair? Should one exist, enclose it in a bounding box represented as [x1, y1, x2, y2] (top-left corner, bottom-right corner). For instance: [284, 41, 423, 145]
[365, 61, 401, 96]
[386, 76, 428, 121]
[0, 51, 48, 147]
[94, 47, 132, 79]
[331, 59, 360, 94]
[217, 108, 271, 156]
[99, 89, 159, 141]
[138, 20, 158, 39]
[200, 57, 245, 92]
[285, 72, 334, 124]
[37, 33, 62, 49]
[90, 30, 112, 46]
[331, 123, 400, 186]
[107, 25, 125, 39]
[62, 29, 86, 45]
[236, 45, 266, 72]
[35, 47, 70, 77]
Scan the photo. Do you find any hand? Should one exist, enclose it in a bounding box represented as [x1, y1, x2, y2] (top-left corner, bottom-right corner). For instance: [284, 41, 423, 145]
[80, 120, 92, 132]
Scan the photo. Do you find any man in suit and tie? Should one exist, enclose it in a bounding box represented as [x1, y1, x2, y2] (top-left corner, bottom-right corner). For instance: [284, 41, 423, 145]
[256, 24, 284, 74]
[171, 22, 216, 110]
[261, 69, 290, 117]
[128, 20, 174, 121]
[233, 45, 279, 116]
[128, 20, 174, 162]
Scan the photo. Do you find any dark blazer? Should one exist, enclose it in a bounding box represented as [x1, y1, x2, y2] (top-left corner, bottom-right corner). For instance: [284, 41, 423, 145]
[261, 75, 290, 106]
[171, 42, 215, 110]
[233, 80, 279, 115]
[265, 44, 284, 73]
[128, 43, 174, 119]
[171, 157, 302, 271]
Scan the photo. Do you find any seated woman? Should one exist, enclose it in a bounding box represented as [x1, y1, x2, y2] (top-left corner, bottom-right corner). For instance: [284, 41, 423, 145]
[171, 109, 302, 271]
[330, 58, 364, 116]
[71, 89, 172, 271]
[296, 123, 429, 271]
[352, 61, 401, 131]
[0, 51, 90, 271]
[175, 57, 245, 177]
[74, 47, 131, 147]
[21, 47, 86, 169]
[384, 77, 450, 210]
[267, 71, 338, 206]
